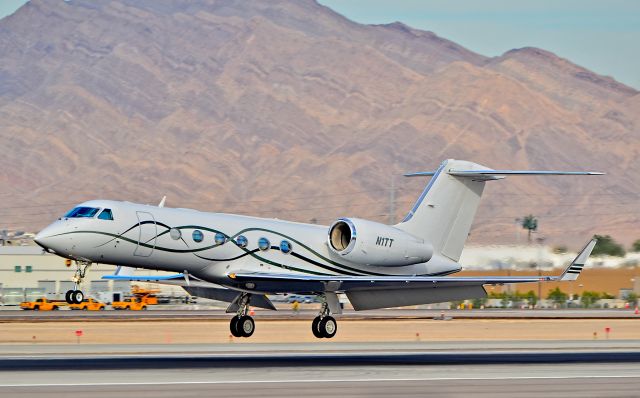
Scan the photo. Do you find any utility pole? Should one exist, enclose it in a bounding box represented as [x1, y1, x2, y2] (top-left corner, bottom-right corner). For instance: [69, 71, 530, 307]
[388, 175, 396, 225]
[536, 236, 545, 309]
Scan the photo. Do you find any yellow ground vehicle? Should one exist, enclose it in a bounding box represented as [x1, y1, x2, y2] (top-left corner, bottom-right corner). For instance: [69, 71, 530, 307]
[112, 297, 147, 310]
[131, 285, 160, 305]
[69, 298, 106, 311]
[19, 298, 63, 311]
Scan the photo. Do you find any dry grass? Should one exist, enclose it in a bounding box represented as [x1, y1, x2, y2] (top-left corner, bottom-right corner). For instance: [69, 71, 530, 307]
[0, 318, 638, 345]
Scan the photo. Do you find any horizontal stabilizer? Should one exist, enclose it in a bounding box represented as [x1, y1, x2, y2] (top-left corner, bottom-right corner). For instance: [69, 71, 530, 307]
[405, 169, 604, 179]
[404, 171, 436, 177]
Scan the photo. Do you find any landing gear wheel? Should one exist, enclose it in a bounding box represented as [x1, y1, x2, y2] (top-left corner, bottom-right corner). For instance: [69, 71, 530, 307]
[72, 290, 84, 304]
[237, 315, 255, 337]
[319, 316, 337, 338]
[65, 290, 74, 304]
[229, 316, 242, 338]
[312, 316, 324, 338]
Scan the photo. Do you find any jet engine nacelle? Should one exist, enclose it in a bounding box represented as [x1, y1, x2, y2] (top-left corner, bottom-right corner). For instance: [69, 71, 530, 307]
[327, 218, 433, 266]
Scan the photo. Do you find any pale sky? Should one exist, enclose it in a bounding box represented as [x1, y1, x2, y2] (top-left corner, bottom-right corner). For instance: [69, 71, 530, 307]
[1, 0, 638, 88]
[319, 0, 640, 89]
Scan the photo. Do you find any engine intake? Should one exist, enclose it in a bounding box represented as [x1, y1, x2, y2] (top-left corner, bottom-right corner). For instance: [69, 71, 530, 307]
[329, 219, 356, 253]
[328, 218, 432, 267]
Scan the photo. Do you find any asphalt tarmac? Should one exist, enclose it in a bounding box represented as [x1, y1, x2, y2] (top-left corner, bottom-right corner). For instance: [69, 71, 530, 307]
[1, 341, 639, 397]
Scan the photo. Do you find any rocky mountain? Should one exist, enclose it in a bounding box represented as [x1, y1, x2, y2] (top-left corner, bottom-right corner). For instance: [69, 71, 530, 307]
[0, 0, 638, 248]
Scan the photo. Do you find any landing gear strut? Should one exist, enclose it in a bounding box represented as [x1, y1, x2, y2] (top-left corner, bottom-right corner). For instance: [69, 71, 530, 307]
[65, 261, 91, 305]
[230, 293, 255, 338]
[312, 296, 337, 339]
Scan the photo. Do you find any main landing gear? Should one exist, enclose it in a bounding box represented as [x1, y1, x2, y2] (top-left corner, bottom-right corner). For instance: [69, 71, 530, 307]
[312, 298, 337, 339]
[230, 293, 255, 338]
[65, 261, 91, 305]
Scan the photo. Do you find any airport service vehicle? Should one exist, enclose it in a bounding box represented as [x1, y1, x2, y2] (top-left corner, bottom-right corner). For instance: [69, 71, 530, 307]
[112, 298, 147, 311]
[20, 298, 63, 311]
[131, 285, 159, 305]
[68, 298, 106, 311]
[34, 159, 602, 339]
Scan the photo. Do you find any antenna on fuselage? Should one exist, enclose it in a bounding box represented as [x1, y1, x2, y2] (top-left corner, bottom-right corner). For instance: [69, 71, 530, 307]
[158, 196, 166, 208]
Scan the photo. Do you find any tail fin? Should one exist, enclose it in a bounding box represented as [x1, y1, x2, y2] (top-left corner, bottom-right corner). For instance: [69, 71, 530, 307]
[396, 159, 488, 262]
[396, 159, 603, 263]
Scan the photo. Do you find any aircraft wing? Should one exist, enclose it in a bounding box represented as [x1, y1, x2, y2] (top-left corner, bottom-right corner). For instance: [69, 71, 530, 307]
[227, 239, 596, 310]
[102, 273, 186, 281]
[229, 239, 596, 291]
[101, 271, 277, 311]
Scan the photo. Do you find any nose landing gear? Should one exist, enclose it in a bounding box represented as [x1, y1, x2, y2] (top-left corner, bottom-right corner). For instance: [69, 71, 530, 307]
[312, 297, 337, 339]
[229, 293, 255, 338]
[65, 261, 91, 305]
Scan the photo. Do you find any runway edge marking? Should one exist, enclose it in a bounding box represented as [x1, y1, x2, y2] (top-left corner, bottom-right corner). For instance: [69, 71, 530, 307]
[0, 375, 638, 388]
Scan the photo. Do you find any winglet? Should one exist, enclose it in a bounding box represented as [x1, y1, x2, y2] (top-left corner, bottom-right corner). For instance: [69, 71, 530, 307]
[560, 239, 597, 281]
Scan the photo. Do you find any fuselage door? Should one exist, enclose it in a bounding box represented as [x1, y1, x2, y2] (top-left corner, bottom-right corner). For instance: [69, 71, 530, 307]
[134, 211, 157, 257]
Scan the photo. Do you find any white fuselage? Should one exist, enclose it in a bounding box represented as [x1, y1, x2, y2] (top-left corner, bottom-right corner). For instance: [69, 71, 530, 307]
[35, 200, 460, 290]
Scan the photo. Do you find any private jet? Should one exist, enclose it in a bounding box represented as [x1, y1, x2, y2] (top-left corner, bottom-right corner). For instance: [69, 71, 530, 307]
[34, 159, 602, 338]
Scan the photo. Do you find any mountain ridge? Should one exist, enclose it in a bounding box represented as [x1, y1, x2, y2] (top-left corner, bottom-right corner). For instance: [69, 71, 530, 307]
[0, 0, 638, 248]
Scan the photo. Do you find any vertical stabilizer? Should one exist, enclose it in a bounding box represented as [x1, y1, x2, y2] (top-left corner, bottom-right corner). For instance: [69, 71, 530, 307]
[396, 159, 488, 262]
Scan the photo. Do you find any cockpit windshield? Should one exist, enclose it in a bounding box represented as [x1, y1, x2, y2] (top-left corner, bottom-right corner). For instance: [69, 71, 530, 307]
[64, 207, 100, 218]
[98, 209, 113, 220]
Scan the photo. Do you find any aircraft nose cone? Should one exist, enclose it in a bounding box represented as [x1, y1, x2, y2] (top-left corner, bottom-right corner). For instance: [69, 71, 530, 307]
[34, 230, 50, 250]
[34, 224, 60, 251]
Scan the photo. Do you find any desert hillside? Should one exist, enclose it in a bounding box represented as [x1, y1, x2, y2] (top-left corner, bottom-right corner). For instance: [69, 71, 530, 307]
[0, 0, 638, 248]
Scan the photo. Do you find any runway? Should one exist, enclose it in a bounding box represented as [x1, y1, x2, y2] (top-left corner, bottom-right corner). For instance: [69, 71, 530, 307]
[1, 342, 640, 397]
[2, 373, 639, 398]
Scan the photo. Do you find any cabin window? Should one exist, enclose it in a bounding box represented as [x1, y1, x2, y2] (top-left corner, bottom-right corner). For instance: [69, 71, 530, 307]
[236, 235, 248, 248]
[214, 233, 226, 245]
[64, 207, 100, 218]
[258, 237, 270, 251]
[279, 240, 292, 254]
[169, 228, 182, 240]
[192, 230, 204, 243]
[98, 209, 114, 220]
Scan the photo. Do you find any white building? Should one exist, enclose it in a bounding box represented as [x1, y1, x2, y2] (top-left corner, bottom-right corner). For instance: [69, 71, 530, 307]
[0, 246, 183, 305]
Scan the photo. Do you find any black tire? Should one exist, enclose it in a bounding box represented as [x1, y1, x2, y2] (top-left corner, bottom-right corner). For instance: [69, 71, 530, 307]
[65, 290, 74, 304]
[33, 306, 39, 311]
[229, 316, 242, 337]
[319, 316, 337, 338]
[82, 306, 88, 310]
[99, 306, 105, 311]
[312, 316, 324, 338]
[53, 306, 59, 310]
[72, 290, 84, 304]
[141, 306, 147, 310]
[238, 315, 255, 338]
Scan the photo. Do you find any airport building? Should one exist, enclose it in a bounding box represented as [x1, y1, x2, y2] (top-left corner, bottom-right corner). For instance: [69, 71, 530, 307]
[0, 246, 183, 305]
